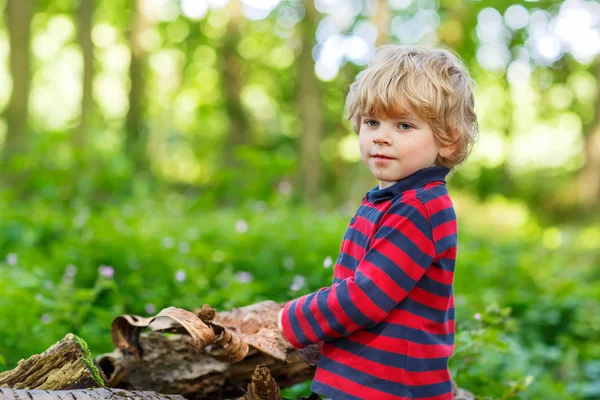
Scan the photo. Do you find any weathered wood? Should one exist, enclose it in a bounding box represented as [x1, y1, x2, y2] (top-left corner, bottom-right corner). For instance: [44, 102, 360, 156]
[0, 388, 186, 399]
[0, 333, 106, 390]
[98, 301, 315, 399]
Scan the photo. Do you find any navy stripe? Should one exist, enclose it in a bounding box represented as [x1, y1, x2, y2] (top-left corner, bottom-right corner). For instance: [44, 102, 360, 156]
[412, 380, 453, 399]
[311, 380, 363, 400]
[434, 257, 455, 272]
[374, 226, 434, 265]
[430, 207, 455, 228]
[302, 291, 335, 342]
[354, 270, 396, 317]
[337, 280, 375, 327]
[436, 234, 457, 254]
[386, 200, 432, 240]
[398, 298, 455, 323]
[418, 185, 448, 203]
[288, 300, 309, 346]
[328, 340, 449, 371]
[345, 227, 369, 248]
[367, 322, 454, 345]
[417, 275, 453, 297]
[363, 248, 417, 293]
[316, 289, 350, 337]
[338, 252, 359, 272]
[355, 205, 384, 224]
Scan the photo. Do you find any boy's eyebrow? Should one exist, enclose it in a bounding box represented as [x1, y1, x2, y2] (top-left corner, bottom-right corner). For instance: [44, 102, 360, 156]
[362, 112, 422, 121]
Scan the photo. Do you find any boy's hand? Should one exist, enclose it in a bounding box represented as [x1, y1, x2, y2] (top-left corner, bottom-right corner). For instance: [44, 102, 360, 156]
[277, 307, 284, 332]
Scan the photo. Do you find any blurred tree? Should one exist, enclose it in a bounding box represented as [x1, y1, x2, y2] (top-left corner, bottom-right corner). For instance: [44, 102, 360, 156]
[577, 61, 600, 209]
[297, 0, 324, 205]
[372, 0, 390, 46]
[126, 0, 149, 172]
[2, 0, 34, 162]
[221, 0, 249, 170]
[74, 0, 94, 153]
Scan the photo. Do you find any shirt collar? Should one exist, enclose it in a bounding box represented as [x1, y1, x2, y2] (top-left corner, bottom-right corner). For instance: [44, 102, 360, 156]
[365, 165, 451, 202]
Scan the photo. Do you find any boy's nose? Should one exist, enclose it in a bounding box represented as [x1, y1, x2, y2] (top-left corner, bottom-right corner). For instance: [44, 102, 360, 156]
[373, 129, 392, 145]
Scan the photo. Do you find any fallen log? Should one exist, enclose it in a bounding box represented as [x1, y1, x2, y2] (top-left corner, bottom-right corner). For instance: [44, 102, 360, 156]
[0, 388, 186, 399]
[0, 333, 106, 390]
[98, 301, 316, 399]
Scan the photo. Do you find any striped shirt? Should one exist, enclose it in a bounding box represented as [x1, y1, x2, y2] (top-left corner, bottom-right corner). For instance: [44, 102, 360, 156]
[281, 166, 457, 400]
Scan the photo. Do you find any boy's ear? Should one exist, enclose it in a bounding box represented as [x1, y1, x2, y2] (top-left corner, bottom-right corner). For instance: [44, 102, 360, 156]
[439, 143, 456, 159]
[438, 129, 459, 159]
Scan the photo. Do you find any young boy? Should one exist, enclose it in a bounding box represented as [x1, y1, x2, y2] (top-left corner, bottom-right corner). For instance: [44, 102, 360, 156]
[278, 44, 478, 399]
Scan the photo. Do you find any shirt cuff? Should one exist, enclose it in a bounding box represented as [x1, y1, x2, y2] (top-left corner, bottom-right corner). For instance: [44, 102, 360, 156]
[280, 299, 305, 349]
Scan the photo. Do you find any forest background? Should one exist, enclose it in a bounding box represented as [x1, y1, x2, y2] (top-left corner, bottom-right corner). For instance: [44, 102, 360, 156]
[0, 0, 599, 398]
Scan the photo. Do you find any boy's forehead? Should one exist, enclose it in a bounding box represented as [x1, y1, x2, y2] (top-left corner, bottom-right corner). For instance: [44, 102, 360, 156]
[361, 96, 422, 119]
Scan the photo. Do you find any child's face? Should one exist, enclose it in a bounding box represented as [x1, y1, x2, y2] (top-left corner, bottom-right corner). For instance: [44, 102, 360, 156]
[358, 102, 450, 189]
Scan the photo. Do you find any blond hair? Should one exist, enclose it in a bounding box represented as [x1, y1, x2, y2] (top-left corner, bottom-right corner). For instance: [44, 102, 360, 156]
[345, 45, 478, 168]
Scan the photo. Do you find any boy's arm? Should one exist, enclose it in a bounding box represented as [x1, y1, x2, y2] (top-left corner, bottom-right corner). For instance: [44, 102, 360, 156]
[280, 197, 442, 349]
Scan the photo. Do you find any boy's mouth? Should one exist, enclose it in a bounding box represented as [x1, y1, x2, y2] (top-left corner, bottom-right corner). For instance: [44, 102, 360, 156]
[372, 154, 395, 160]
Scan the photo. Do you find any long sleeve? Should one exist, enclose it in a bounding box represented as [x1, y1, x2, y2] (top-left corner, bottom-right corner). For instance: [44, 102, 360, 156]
[280, 197, 438, 349]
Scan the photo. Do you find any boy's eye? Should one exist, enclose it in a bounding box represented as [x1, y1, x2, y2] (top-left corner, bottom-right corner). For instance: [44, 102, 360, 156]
[398, 123, 413, 130]
[364, 119, 379, 127]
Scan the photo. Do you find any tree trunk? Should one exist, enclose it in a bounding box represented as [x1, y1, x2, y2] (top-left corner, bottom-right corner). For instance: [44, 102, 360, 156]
[2, 0, 34, 161]
[0, 388, 185, 400]
[577, 61, 600, 209]
[221, 0, 248, 169]
[0, 333, 106, 390]
[126, 0, 149, 171]
[298, 0, 324, 206]
[373, 0, 390, 46]
[74, 0, 95, 152]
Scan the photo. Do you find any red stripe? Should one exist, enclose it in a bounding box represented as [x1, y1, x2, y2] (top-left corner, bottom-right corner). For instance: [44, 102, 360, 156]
[333, 263, 353, 280]
[328, 284, 360, 333]
[403, 189, 417, 199]
[294, 295, 319, 344]
[352, 215, 375, 238]
[359, 259, 407, 303]
[440, 246, 457, 260]
[347, 276, 388, 322]
[423, 194, 452, 215]
[433, 220, 456, 242]
[314, 368, 413, 400]
[386, 309, 454, 335]
[309, 288, 345, 340]
[350, 331, 455, 358]
[424, 182, 443, 190]
[342, 239, 366, 260]
[426, 265, 454, 285]
[370, 238, 430, 281]
[408, 287, 453, 311]
[324, 345, 451, 386]
[367, 199, 394, 213]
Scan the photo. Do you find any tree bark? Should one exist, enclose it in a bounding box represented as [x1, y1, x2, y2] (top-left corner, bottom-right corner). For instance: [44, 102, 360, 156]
[298, 0, 324, 206]
[126, 0, 149, 171]
[0, 334, 106, 390]
[373, 0, 390, 46]
[74, 0, 95, 151]
[577, 61, 600, 209]
[221, 0, 249, 169]
[2, 0, 34, 161]
[0, 388, 185, 400]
